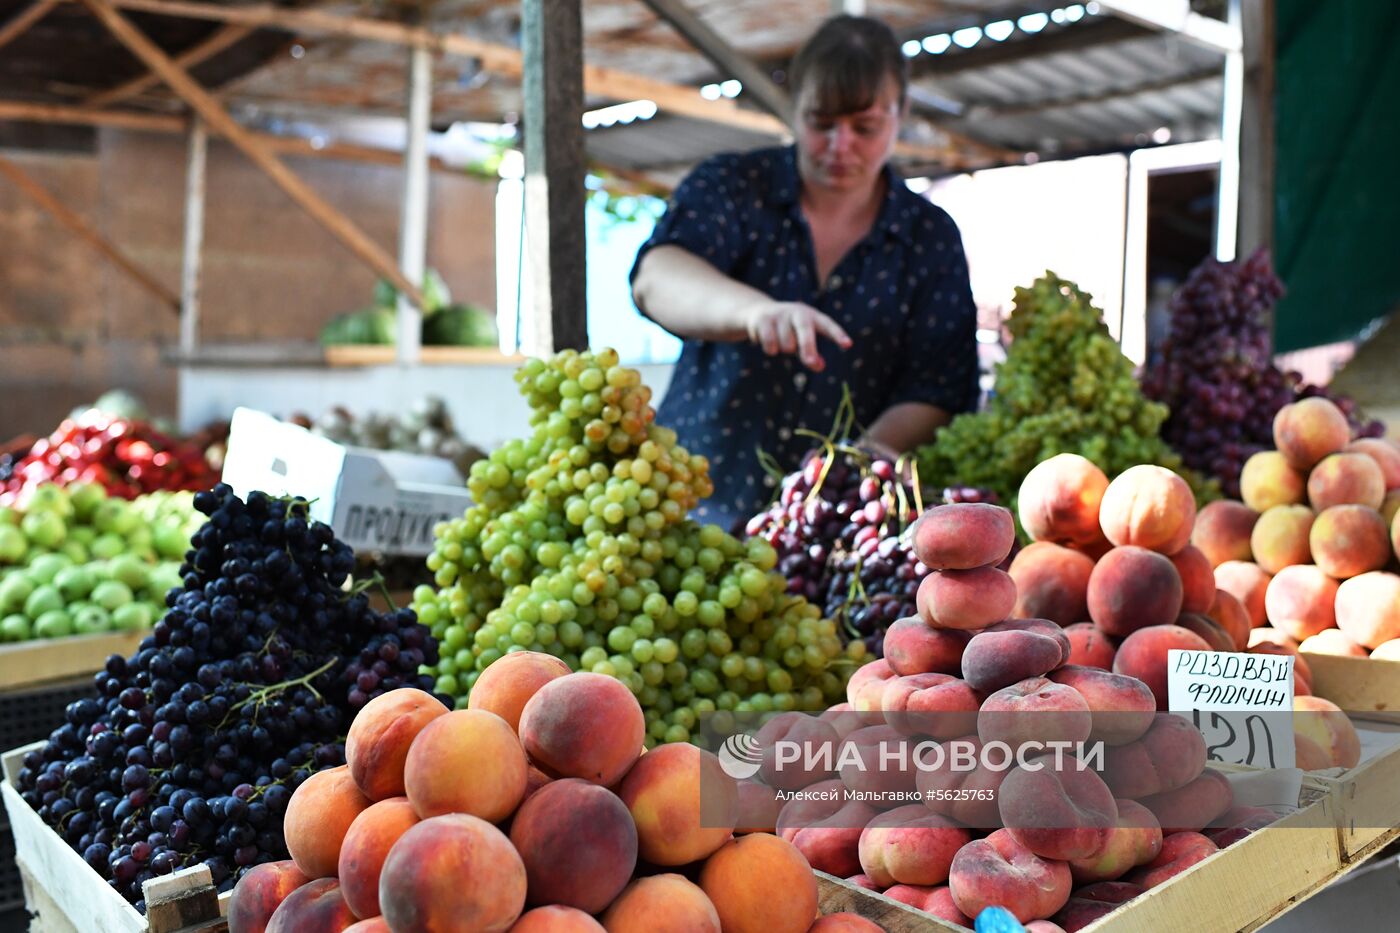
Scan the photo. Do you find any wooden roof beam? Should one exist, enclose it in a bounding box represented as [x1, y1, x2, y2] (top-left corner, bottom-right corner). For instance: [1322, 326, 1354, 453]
[84, 23, 255, 108]
[910, 16, 1151, 76]
[0, 0, 60, 52]
[0, 152, 180, 311]
[976, 66, 1222, 118]
[1094, 0, 1241, 55]
[75, 0, 424, 306]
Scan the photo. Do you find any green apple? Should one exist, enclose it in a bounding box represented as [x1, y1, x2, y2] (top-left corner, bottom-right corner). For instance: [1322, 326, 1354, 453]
[25, 553, 72, 584]
[69, 526, 96, 546]
[20, 511, 66, 551]
[0, 524, 28, 563]
[33, 609, 73, 639]
[58, 540, 90, 564]
[54, 566, 96, 602]
[108, 555, 150, 592]
[72, 605, 111, 634]
[0, 614, 30, 642]
[26, 485, 74, 520]
[69, 482, 107, 522]
[92, 580, 134, 612]
[0, 506, 17, 526]
[152, 524, 189, 562]
[23, 584, 64, 619]
[93, 499, 139, 536]
[111, 602, 151, 632]
[0, 574, 34, 613]
[90, 533, 126, 560]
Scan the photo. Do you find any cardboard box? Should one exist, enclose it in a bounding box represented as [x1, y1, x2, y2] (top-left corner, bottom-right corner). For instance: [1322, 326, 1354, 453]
[221, 407, 471, 557]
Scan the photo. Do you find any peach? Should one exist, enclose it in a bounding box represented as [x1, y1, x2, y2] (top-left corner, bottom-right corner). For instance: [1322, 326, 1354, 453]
[978, 677, 1092, 750]
[962, 628, 1066, 693]
[1214, 560, 1271, 627]
[1311, 505, 1390, 579]
[519, 672, 645, 786]
[1240, 451, 1307, 513]
[882, 672, 982, 739]
[1384, 490, 1400, 528]
[1167, 545, 1216, 614]
[1206, 589, 1252, 651]
[846, 659, 897, 717]
[619, 742, 735, 866]
[1191, 501, 1258, 567]
[1087, 546, 1183, 637]
[734, 777, 784, 835]
[917, 567, 1017, 630]
[844, 874, 879, 891]
[917, 735, 1012, 829]
[1010, 543, 1097, 626]
[1371, 638, 1400, 660]
[509, 778, 637, 913]
[265, 877, 357, 933]
[521, 764, 553, 804]
[1249, 505, 1315, 575]
[1101, 715, 1206, 798]
[808, 914, 884, 933]
[338, 797, 418, 920]
[285, 766, 373, 879]
[345, 689, 448, 801]
[882, 616, 970, 676]
[857, 805, 971, 887]
[380, 817, 525, 933]
[1299, 628, 1367, 657]
[990, 618, 1072, 663]
[1053, 882, 1143, 932]
[948, 828, 1072, 923]
[1248, 632, 1312, 687]
[603, 874, 720, 933]
[404, 709, 527, 822]
[912, 502, 1016, 570]
[1019, 454, 1111, 548]
[1068, 799, 1162, 884]
[1335, 571, 1400, 648]
[1294, 696, 1361, 769]
[1098, 465, 1196, 555]
[1308, 453, 1385, 511]
[1125, 831, 1217, 889]
[1265, 565, 1339, 641]
[1000, 760, 1117, 860]
[700, 834, 818, 933]
[511, 906, 605, 932]
[470, 651, 571, 732]
[1346, 438, 1400, 489]
[886, 885, 971, 925]
[757, 713, 840, 790]
[344, 919, 390, 933]
[1047, 666, 1155, 746]
[837, 726, 918, 796]
[821, 703, 868, 741]
[782, 795, 876, 878]
[1273, 397, 1350, 471]
[1064, 623, 1117, 670]
[1174, 613, 1235, 653]
[1113, 626, 1213, 710]
[1138, 769, 1233, 834]
[229, 860, 311, 933]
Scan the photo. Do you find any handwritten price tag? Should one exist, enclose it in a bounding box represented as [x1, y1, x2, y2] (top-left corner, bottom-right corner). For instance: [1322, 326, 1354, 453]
[1167, 650, 1295, 769]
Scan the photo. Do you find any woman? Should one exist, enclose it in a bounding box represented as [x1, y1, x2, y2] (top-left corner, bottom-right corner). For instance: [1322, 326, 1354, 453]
[631, 14, 978, 529]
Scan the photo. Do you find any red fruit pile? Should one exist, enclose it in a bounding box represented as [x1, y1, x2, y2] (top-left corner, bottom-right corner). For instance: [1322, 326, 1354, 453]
[0, 414, 217, 503]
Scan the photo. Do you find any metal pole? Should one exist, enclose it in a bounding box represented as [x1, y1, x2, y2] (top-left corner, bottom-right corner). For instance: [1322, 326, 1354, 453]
[396, 44, 432, 365]
[179, 117, 207, 354]
[1216, 0, 1243, 261]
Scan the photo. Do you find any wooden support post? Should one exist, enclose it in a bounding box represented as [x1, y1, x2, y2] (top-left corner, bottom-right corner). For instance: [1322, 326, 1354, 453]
[396, 46, 431, 366]
[0, 153, 181, 311]
[85, 24, 254, 108]
[1216, 0, 1244, 261]
[0, 0, 59, 52]
[180, 118, 207, 355]
[1238, 0, 1275, 259]
[638, 0, 791, 123]
[75, 0, 424, 306]
[521, 0, 587, 354]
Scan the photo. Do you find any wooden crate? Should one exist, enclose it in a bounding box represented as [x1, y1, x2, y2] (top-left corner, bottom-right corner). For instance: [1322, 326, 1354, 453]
[0, 630, 147, 693]
[1327, 719, 1400, 861]
[2, 742, 230, 932]
[1299, 652, 1400, 723]
[324, 345, 524, 367]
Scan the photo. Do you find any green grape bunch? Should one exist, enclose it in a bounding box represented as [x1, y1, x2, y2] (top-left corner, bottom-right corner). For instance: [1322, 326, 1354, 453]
[413, 348, 863, 747]
[916, 274, 1217, 527]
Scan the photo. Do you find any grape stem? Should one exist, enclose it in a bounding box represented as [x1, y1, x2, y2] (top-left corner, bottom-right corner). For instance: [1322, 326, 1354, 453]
[218, 657, 337, 730]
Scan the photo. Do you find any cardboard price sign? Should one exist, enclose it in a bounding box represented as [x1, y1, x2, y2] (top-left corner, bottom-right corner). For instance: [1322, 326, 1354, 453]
[1167, 649, 1296, 769]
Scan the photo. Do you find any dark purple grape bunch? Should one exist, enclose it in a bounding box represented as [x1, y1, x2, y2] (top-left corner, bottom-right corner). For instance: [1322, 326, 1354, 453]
[15, 484, 442, 910]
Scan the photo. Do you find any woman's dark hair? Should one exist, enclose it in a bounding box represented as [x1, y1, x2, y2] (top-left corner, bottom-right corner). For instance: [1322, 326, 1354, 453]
[789, 15, 908, 117]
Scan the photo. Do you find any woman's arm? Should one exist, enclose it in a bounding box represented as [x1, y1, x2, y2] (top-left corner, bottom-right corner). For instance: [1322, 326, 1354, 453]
[860, 401, 952, 459]
[633, 245, 853, 371]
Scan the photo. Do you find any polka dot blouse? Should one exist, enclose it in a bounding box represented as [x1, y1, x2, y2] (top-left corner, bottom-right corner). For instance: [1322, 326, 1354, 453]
[630, 145, 979, 528]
